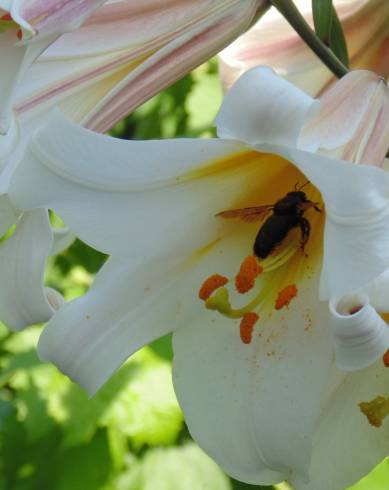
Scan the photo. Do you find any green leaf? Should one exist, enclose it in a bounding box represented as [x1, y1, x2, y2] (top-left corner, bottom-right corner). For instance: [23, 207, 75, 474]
[116, 444, 232, 490]
[347, 458, 389, 490]
[312, 1, 349, 67]
[329, 6, 349, 67]
[53, 429, 114, 490]
[48, 348, 183, 449]
[312, 0, 333, 44]
[186, 72, 222, 136]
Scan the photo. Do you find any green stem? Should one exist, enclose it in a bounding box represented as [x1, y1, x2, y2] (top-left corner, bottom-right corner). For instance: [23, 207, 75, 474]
[270, 0, 349, 79]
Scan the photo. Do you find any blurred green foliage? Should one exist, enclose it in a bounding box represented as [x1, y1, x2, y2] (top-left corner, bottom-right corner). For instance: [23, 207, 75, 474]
[0, 59, 387, 489]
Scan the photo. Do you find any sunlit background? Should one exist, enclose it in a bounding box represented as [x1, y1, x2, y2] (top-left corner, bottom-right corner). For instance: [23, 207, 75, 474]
[0, 59, 388, 490]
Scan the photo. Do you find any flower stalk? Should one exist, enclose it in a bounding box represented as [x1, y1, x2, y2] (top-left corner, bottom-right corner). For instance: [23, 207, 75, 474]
[270, 0, 349, 78]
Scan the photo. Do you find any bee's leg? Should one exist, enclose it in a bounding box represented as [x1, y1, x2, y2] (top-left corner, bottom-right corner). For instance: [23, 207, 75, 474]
[298, 217, 311, 253]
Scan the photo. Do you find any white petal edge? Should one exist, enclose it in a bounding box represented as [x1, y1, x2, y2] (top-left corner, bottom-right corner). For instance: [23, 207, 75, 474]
[329, 292, 389, 371]
[215, 66, 319, 148]
[38, 251, 210, 395]
[50, 227, 76, 255]
[0, 209, 55, 330]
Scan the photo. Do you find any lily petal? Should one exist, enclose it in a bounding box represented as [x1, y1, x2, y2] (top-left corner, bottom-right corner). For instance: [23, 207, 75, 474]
[299, 361, 389, 490]
[9, 110, 248, 257]
[0, 0, 105, 133]
[299, 71, 389, 165]
[173, 263, 332, 486]
[50, 227, 76, 255]
[6, 0, 107, 41]
[215, 66, 319, 147]
[15, 0, 266, 132]
[362, 268, 389, 311]
[0, 209, 55, 330]
[38, 252, 207, 395]
[329, 293, 389, 371]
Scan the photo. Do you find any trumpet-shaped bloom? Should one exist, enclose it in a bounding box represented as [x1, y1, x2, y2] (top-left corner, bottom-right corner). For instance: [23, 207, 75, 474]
[8, 67, 389, 489]
[219, 0, 389, 95]
[15, 0, 268, 133]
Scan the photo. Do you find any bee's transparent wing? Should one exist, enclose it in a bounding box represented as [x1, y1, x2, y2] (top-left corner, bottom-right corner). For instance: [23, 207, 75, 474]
[216, 206, 273, 223]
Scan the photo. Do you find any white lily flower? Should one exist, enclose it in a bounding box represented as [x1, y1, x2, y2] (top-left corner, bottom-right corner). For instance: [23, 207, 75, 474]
[0, 0, 106, 329]
[8, 67, 389, 489]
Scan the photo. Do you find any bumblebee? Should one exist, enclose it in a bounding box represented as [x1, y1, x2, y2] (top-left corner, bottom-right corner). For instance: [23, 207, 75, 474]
[217, 184, 321, 259]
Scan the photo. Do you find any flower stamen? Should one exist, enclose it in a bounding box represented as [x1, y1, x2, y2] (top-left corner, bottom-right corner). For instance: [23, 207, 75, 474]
[235, 255, 263, 294]
[275, 284, 298, 310]
[240, 312, 259, 344]
[199, 274, 228, 301]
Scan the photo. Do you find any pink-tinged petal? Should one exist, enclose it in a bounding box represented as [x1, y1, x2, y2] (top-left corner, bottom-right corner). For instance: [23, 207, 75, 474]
[0, 0, 105, 132]
[299, 71, 389, 166]
[219, 0, 389, 96]
[0, 30, 28, 133]
[0, 209, 58, 330]
[81, 0, 264, 133]
[11, 0, 107, 41]
[15, 0, 266, 132]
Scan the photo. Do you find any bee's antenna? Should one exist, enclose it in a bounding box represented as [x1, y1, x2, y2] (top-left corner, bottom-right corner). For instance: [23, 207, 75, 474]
[298, 181, 310, 191]
[294, 182, 299, 191]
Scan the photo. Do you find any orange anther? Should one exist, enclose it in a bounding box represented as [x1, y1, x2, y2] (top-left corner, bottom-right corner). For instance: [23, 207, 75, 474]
[239, 312, 259, 344]
[0, 13, 12, 21]
[275, 284, 298, 310]
[383, 349, 389, 367]
[16, 28, 22, 40]
[199, 274, 228, 301]
[235, 255, 263, 294]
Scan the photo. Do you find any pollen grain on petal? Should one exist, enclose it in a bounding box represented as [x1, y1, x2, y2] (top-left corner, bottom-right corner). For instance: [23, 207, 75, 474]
[235, 255, 263, 294]
[199, 274, 228, 301]
[359, 395, 389, 428]
[383, 349, 389, 367]
[275, 284, 298, 310]
[239, 312, 259, 344]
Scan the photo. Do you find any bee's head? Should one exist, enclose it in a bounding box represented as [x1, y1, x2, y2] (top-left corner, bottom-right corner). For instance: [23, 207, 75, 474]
[286, 191, 307, 201]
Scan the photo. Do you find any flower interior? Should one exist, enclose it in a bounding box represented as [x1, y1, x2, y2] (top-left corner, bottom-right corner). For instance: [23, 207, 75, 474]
[196, 150, 324, 345]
